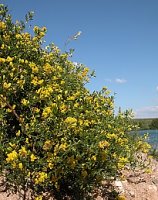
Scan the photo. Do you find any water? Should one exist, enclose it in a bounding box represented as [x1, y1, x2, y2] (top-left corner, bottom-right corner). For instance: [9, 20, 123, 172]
[138, 130, 158, 149]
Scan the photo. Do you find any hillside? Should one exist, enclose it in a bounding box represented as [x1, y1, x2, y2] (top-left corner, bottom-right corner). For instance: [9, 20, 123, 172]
[133, 118, 158, 130]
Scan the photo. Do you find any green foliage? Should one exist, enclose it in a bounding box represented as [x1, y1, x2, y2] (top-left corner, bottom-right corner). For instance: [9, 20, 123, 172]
[149, 119, 158, 130]
[0, 4, 151, 199]
[133, 118, 153, 130]
[134, 118, 158, 130]
[149, 148, 158, 161]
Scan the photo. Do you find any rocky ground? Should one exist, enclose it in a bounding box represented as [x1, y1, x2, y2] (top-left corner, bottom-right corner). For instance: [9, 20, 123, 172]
[98, 155, 158, 200]
[117, 158, 158, 200]
[1, 156, 158, 200]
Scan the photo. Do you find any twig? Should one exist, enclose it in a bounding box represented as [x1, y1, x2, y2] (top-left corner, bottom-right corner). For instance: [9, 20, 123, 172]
[0, 95, 25, 129]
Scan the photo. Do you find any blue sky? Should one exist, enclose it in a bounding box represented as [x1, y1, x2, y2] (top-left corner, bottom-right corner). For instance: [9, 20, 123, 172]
[2, 0, 158, 118]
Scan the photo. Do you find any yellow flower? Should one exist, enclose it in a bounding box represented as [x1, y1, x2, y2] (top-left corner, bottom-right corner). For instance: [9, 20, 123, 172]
[31, 76, 38, 85]
[141, 142, 151, 153]
[16, 34, 22, 39]
[25, 138, 29, 144]
[30, 154, 37, 162]
[98, 140, 109, 149]
[118, 157, 128, 169]
[29, 62, 39, 73]
[21, 99, 29, 106]
[82, 67, 89, 77]
[38, 32, 45, 38]
[17, 79, 25, 88]
[145, 168, 152, 174]
[60, 104, 67, 113]
[16, 130, 21, 137]
[6, 150, 18, 163]
[6, 108, 12, 113]
[22, 32, 31, 39]
[35, 172, 47, 184]
[9, 143, 16, 148]
[25, 59, 28, 64]
[31, 76, 44, 86]
[3, 82, 11, 89]
[3, 35, 10, 42]
[43, 63, 52, 73]
[64, 117, 77, 127]
[106, 133, 118, 140]
[0, 21, 6, 29]
[79, 119, 83, 125]
[0, 96, 7, 108]
[6, 104, 16, 113]
[42, 107, 52, 118]
[19, 146, 27, 157]
[18, 162, 23, 170]
[59, 143, 67, 151]
[83, 120, 89, 127]
[0, 57, 6, 63]
[38, 79, 44, 84]
[1, 44, 5, 49]
[12, 162, 17, 168]
[117, 195, 126, 200]
[19, 58, 25, 63]
[35, 195, 43, 200]
[60, 80, 65, 85]
[42, 106, 52, 118]
[56, 65, 63, 72]
[6, 56, 13, 62]
[36, 86, 53, 99]
[91, 155, 96, 161]
[42, 26, 47, 32]
[74, 102, 79, 108]
[117, 138, 128, 146]
[67, 96, 76, 101]
[27, 172, 31, 178]
[48, 162, 54, 169]
[33, 107, 40, 113]
[33, 26, 39, 32]
[43, 140, 52, 151]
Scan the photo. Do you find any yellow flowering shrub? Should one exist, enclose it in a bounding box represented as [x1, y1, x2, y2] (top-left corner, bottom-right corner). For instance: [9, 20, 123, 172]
[0, 4, 150, 199]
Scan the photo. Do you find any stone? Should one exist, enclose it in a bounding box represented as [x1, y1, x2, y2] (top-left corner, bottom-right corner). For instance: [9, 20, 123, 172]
[114, 180, 125, 194]
[96, 195, 104, 200]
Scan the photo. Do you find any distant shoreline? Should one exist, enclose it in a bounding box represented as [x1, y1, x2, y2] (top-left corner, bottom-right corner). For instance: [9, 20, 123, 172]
[133, 118, 158, 130]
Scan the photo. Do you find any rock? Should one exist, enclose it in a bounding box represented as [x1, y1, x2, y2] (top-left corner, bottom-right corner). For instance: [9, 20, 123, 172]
[114, 180, 125, 194]
[96, 195, 104, 200]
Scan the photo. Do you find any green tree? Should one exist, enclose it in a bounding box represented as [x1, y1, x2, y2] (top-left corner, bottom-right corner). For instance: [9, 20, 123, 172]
[150, 119, 158, 130]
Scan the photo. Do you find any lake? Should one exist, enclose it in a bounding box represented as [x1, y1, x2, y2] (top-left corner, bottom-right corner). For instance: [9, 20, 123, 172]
[138, 130, 158, 149]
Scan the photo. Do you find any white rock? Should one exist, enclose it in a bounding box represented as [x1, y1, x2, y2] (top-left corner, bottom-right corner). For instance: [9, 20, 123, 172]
[114, 180, 125, 193]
